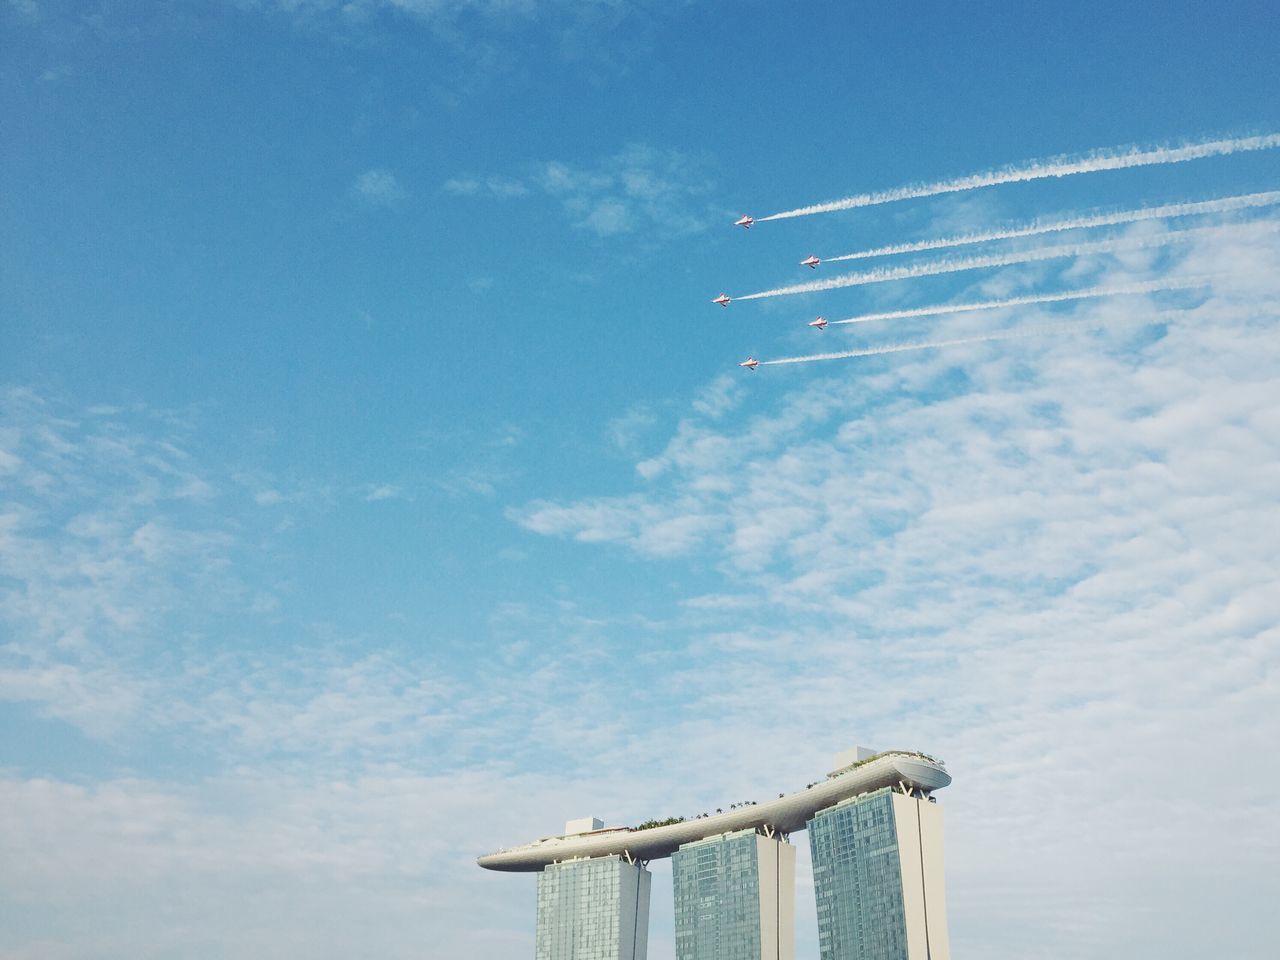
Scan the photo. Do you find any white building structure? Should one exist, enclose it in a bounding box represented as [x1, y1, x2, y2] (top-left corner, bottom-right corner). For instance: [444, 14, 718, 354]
[809, 787, 950, 960]
[481, 748, 952, 960]
[672, 829, 795, 960]
[536, 855, 651, 960]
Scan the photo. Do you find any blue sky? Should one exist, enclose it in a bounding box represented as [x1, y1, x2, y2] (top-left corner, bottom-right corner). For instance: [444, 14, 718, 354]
[3, 2, 1280, 958]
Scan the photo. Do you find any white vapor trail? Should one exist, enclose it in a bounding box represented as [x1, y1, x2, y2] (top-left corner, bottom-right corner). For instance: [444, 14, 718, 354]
[823, 191, 1280, 263]
[828, 276, 1211, 327]
[763, 311, 1178, 367]
[757, 133, 1280, 222]
[736, 220, 1279, 301]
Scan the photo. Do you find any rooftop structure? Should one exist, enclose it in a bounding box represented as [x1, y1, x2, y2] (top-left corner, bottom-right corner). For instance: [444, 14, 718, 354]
[483, 746, 954, 960]
[477, 750, 949, 872]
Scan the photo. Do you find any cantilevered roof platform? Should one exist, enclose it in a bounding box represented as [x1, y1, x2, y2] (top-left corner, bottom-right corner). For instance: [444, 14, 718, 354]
[477, 750, 950, 872]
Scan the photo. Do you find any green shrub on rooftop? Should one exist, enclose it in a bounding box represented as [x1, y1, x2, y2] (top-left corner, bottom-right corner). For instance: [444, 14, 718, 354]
[632, 816, 686, 831]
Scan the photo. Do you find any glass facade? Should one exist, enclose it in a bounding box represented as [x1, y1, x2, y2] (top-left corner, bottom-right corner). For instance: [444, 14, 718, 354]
[536, 856, 651, 960]
[672, 829, 763, 960]
[808, 789, 908, 960]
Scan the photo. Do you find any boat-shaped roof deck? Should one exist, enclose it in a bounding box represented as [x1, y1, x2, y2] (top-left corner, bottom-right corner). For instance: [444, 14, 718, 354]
[477, 751, 950, 872]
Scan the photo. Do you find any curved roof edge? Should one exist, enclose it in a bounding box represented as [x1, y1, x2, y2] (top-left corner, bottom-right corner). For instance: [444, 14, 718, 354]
[477, 751, 950, 873]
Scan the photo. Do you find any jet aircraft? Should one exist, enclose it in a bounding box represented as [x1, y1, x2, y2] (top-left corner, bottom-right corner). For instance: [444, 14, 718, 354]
[739, 357, 759, 370]
[809, 316, 828, 330]
[801, 255, 821, 269]
[735, 216, 754, 229]
[713, 294, 732, 307]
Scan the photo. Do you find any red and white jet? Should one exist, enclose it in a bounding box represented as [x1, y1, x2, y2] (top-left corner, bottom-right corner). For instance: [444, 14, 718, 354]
[801, 255, 821, 269]
[809, 316, 828, 330]
[735, 215, 754, 229]
[713, 294, 732, 307]
[739, 357, 759, 370]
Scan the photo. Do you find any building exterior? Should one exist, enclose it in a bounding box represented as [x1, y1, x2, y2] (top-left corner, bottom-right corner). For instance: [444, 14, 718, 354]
[479, 748, 952, 960]
[672, 829, 796, 960]
[535, 855, 652, 960]
[808, 788, 950, 960]
[478, 751, 950, 873]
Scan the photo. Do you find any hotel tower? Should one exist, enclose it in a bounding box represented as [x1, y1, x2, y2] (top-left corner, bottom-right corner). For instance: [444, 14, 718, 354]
[479, 746, 952, 960]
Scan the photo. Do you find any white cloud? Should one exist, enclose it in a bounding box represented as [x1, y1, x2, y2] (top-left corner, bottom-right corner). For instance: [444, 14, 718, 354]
[579, 197, 629, 235]
[0, 392, 622, 769]
[0, 395, 250, 738]
[487, 176, 529, 198]
[606, 404, 657, 457]
[0, 661, 148, 738]
[689, 373, 742, 421]
[442, 176, 482, 195]
[427, 422, 525, 498]
[364, 484, 402, 501]
[445, 143, 716, 237]
[352, 168, 407, 206]
[6, 0, 38, 19]
[442, 175, 529, 197]
[506, 225, 1280, 958]
[5, 217, 1279, 958]
[0, 767, 566, 960]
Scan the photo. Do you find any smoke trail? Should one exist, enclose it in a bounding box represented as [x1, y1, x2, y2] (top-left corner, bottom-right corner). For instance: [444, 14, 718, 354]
[824, 191, 1280, 263]
[828, 276, 1211, 327]
[736, 220, 1278, 302]
[763, 313, 1172, 366]
[757, 133, 1280, 222]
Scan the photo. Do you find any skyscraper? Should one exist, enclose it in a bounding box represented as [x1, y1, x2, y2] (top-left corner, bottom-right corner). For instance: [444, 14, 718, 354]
[535, 855, 652, 960]
[479, 748, 952, 960]
[672, 828, 795, 960]
[808, 787, 949, 960]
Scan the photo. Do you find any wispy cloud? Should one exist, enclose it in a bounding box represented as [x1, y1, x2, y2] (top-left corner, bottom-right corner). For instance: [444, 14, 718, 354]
[0, 391, 241, 737]
[7, 305, 1278, 956]
[0, 393, 622, 774]
[6, 184, 1280, 960]
[0, 765, 569, 959]
[514, 494, 724, 556]
[509, 225, 1280, 957]
[5, 0, 38, 19]
[444, 143, 715, 236]
[606, 405, 658, 457]
[442, 175, 529, 198]
[282, 0, 620, 28]
[352, 168, 407, 207]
